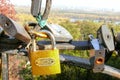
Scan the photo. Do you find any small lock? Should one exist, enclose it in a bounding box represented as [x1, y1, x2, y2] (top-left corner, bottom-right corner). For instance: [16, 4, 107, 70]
[30, 30, 61, 75]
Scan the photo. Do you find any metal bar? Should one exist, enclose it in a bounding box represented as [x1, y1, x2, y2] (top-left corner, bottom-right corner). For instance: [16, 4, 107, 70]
[2, 53, 8, 80]
[60, 54, 120, 79]
[0, 40, 91, 51]
[42, 0, 52, 20]
[2, 50, 92, 69]
[102, 65, 120, 79]
[60, 54, 92, 69]
[0, 49, 18, 54]
[3, 50, 92, 69]
[38, 41, 91, 50]
[31, 0, 42, 17]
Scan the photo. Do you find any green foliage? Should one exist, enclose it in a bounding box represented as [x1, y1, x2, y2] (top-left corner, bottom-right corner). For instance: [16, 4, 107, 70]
[20, 67, 33, 80]
[79, 21, 101, 39]
[60, 20, 81, 40]
[60, 20, 102, 40]
[16, 13, 36, 25]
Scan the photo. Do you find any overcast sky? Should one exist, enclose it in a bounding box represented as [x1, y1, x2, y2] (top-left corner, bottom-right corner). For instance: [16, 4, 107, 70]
[10, 0, 120, 11]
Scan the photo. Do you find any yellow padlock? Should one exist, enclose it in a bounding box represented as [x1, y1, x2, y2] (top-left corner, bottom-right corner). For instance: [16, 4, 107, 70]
[30, 30, 61, 75]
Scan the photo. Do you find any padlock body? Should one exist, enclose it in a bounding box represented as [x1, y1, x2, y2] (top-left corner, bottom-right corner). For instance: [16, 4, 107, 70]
[30, 49, 61, 75]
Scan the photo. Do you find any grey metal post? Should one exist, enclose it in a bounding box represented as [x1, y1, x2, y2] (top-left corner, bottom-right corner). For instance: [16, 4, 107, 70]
[2, 53, 8, 80]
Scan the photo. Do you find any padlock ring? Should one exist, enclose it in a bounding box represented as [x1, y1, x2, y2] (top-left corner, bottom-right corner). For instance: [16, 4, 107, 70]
[39, 30, 56, 49]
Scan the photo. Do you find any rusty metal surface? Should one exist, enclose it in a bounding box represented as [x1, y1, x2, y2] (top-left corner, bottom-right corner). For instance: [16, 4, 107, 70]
[0, 14, 31, 44]
[8, 54, 24, 80]
[93, 49, 105, 73]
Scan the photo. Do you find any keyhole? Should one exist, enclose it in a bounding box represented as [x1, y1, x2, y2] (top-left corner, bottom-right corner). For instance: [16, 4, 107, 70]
[106, 35, 111, 40]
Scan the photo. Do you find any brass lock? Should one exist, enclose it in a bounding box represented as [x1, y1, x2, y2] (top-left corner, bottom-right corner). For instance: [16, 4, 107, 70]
[30, 30, 61, 75]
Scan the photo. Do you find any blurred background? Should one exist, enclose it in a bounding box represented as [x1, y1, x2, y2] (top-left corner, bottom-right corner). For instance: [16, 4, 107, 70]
[1, 0, 120, 80]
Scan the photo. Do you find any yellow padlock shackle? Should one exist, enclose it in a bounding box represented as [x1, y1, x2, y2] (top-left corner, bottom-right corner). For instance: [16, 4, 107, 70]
[39, 30, 56, 49]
